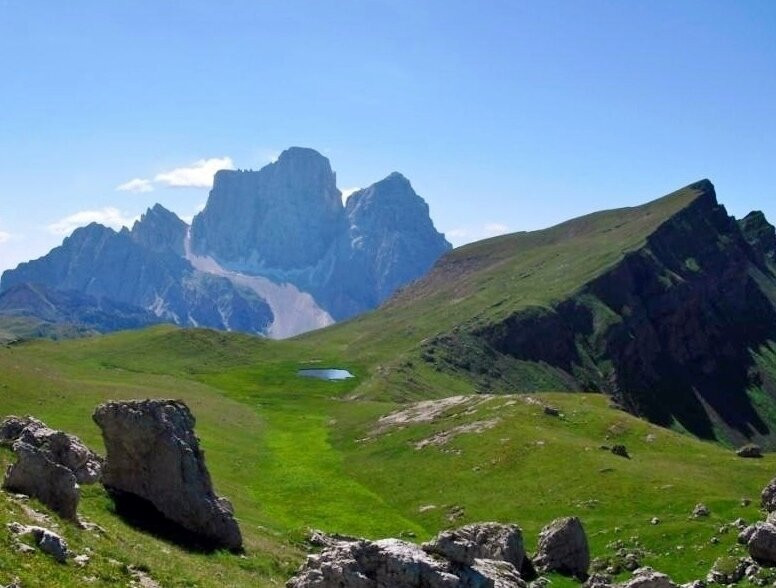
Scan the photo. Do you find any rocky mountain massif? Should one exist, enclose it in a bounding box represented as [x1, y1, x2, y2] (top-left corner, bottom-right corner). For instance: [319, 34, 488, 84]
[0, 147, 451, 338]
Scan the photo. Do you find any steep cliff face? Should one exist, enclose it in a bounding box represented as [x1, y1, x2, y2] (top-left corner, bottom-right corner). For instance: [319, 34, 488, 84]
[0, 207, 273, 333]
[422, 181, 776, 444]
[191, 147, 345, 272]
[189, 148, 451, 320]
[345, 172, 451, 303]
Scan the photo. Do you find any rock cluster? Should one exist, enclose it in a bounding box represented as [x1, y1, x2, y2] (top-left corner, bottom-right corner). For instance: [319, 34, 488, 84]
[1, 416, 102, 520]
[288, 518, 591, 587]
[288, 524, 528, 588]
[93, 399, 242, 551]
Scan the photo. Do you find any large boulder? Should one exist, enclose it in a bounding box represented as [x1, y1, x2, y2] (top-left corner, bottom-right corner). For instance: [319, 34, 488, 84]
[287, 535, 524, 588]
[747, 522, 776, 564]
[92, 399, 242, 551]
[422, 523, 525, 568]
[0, 415, 102, 484]
[533, 517, 590, 579]
[2, 442, 79, 520]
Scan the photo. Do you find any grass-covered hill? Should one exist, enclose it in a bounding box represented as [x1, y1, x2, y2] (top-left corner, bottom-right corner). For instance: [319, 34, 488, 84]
[0, 326, 775, 587]
[298, 180, 776, 446]
[2, 180, 776, 586]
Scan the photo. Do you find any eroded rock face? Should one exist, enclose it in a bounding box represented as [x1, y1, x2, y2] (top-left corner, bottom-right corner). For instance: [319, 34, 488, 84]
[0, 415, 102, 484]
[3, 442, 79, 520]
[287, 534, 525, 588]
[533, 517, 590, 579]
[422, 523, 525, 568]
[92, 399, 242, 551]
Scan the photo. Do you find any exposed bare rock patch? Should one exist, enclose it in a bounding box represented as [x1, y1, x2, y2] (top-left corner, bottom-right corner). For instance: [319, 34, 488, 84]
[373, 395, 494, 435]
[414, 419, 501, 450]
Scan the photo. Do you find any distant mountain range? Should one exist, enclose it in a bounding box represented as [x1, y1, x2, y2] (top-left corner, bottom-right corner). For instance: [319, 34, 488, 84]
[0, 147, 451, 338]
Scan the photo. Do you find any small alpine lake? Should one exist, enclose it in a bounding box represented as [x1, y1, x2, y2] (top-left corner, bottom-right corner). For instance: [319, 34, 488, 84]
[297, 368, 355, 381]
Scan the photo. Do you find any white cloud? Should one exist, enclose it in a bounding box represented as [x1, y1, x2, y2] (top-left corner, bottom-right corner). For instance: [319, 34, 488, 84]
[116, 178, 154, 193]
[446, 228, 469, 239]
[154, 157, 235, 188]
[340, 187, 360, 205]
[484, 223, 509, 237]
[48, 207, 139, 236]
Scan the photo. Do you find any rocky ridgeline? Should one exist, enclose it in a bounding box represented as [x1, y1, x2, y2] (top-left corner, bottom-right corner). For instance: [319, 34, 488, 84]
[0, 147, 451, 337]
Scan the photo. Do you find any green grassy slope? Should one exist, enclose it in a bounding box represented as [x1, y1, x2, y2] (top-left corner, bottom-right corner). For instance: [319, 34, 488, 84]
[1, 327, 775, 586]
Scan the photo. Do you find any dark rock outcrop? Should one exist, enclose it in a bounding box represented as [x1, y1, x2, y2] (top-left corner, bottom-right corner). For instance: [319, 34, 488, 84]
[427, 181, 776, 444]
[739, 211, 776, 262]
[533, 516, 590, 579]
[93, 399, 242, 551]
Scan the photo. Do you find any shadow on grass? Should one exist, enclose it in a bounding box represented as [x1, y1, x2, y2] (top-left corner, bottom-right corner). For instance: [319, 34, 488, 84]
[106, 488, 232, 554]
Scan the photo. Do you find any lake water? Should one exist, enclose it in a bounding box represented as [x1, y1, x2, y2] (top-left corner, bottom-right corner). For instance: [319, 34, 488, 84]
[297, 368, 355, 381]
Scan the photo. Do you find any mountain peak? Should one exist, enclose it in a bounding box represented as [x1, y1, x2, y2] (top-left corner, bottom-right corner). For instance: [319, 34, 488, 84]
[131, 204, 187, 255]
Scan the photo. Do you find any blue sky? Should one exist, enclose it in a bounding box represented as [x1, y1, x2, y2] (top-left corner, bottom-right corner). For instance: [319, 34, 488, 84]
[0, 0, 774, 272]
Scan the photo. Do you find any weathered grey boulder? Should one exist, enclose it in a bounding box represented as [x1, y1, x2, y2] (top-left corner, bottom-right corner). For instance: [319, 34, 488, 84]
[747, 522, 776, 564]
[533, 517, 589, 579]
[691, 504, 710, 518]
[3, 441, 79, 520]
[287, 535, 524, 587]
[7, 522, 69, 562]
[0, 415, 102, 484]
[423, 522, 525, 568]
[93, 399, 242, 551]
[736, 444, 763, 458]
[583, 573, 613, 588]
[762, 477, 776, 512]
[620, 567, 678, 588]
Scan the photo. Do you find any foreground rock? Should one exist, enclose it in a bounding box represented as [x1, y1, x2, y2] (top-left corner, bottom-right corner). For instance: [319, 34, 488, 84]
[533, 517, 590, 579]
[3, 441, 80, 520]
[0, 415, 102, 484]
[288, 529, 527, 587]
[93, 399, 242, 551]
[620, 567, 678, 588]
[746, 522, 776, 564]
[422, 523, 526, 569]
[7, 522, 69, 562]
